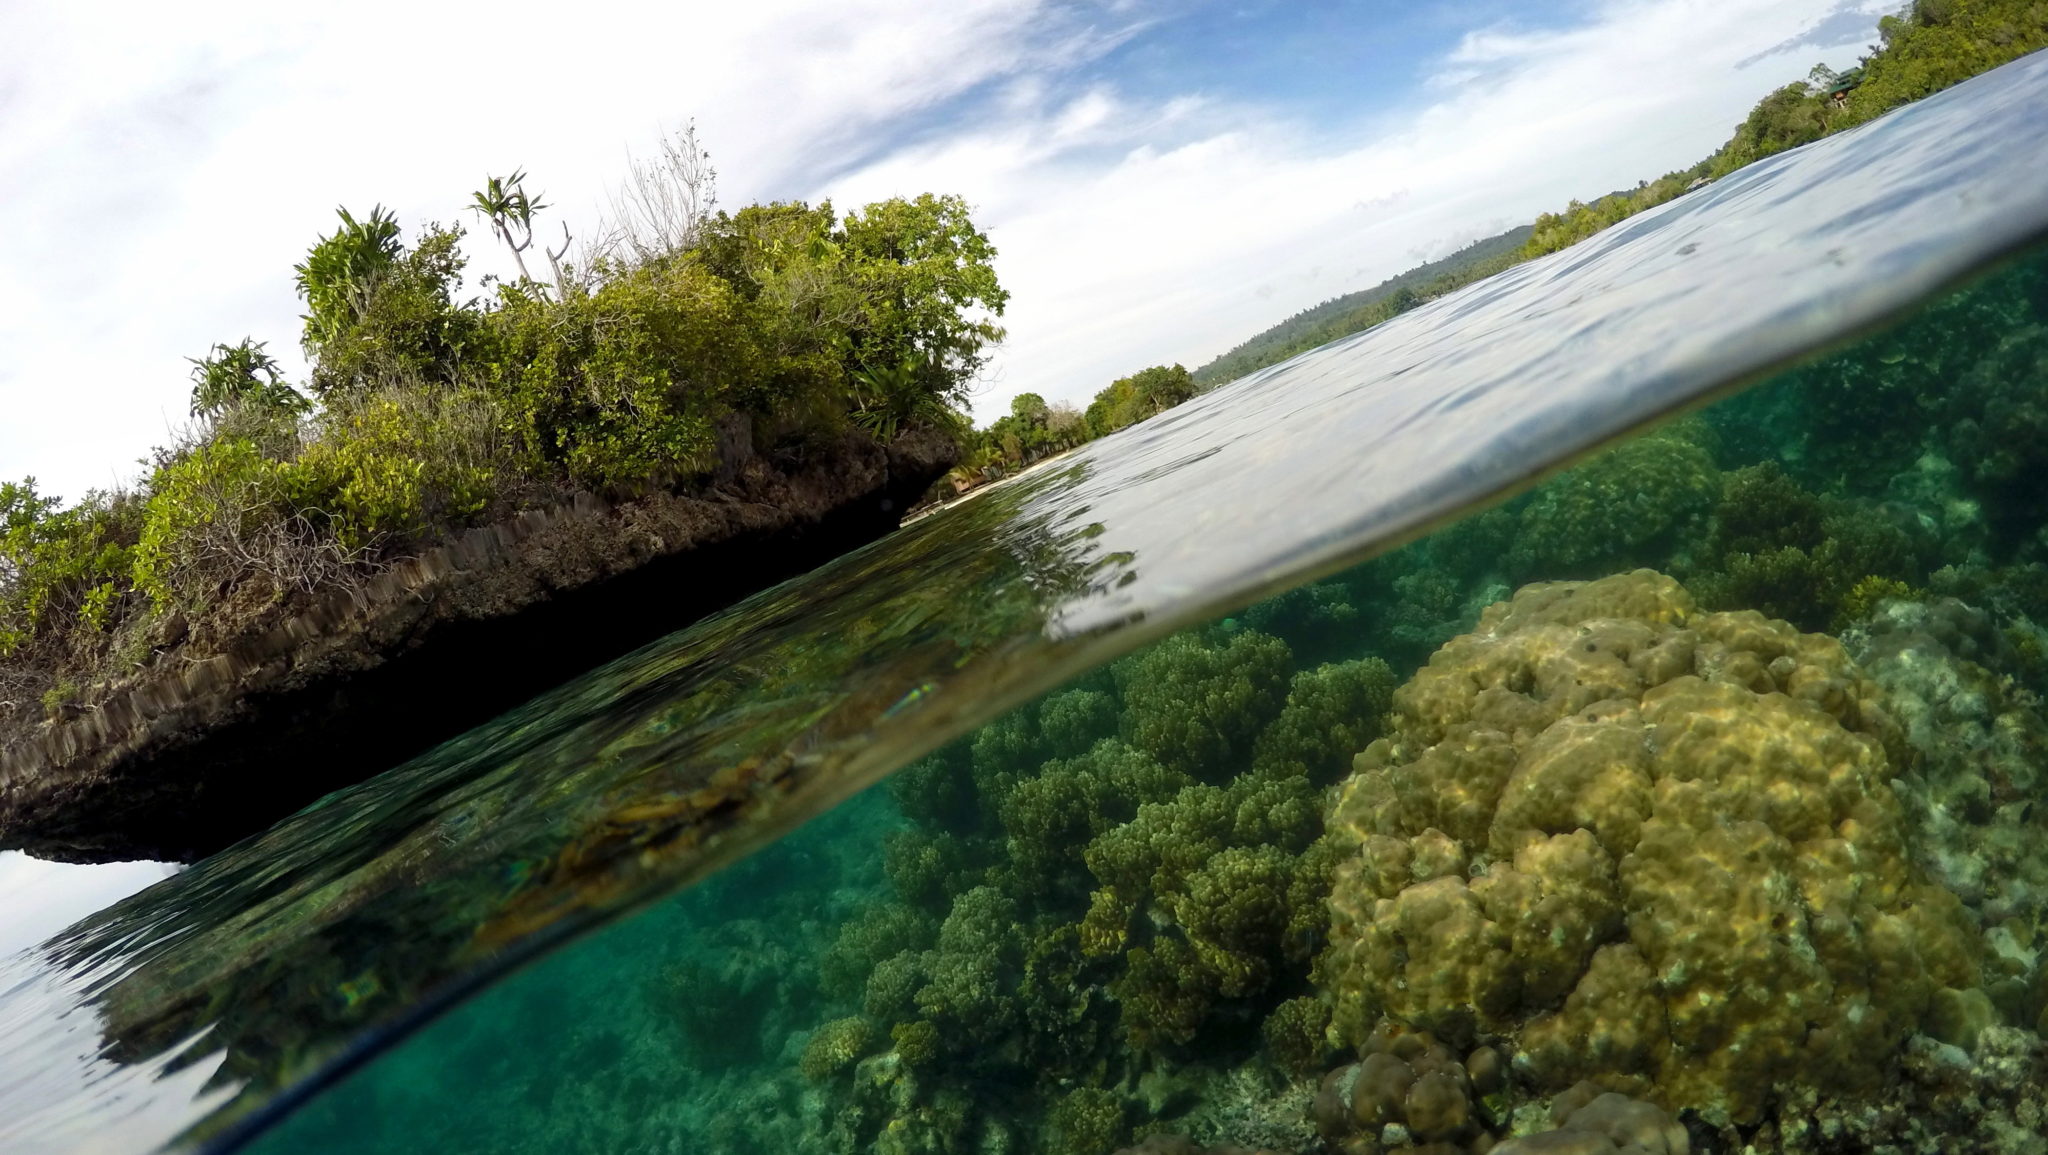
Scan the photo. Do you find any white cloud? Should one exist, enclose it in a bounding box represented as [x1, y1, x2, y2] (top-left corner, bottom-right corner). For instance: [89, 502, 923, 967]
[0, 0, 1115, 499]
[818, 0, 1882, 419]
[0, 0, 1880, 500]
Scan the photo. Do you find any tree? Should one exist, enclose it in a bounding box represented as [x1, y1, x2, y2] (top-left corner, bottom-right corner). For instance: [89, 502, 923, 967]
[470, 171, 544, 283]
[838, 193, 1009, 407]
[471, 170, 573, 294]
[188, 338, 307, 418]
[295, 206, 402, 354]
[598, 121, 718, 266]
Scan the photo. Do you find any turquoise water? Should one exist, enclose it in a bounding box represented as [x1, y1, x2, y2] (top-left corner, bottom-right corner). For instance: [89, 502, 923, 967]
[4, 50, 2048, 1155]
[249, 247, 2048, 1154]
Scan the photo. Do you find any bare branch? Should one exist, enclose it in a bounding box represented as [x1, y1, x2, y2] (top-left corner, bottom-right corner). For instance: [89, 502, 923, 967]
[597, 121, 719, 268]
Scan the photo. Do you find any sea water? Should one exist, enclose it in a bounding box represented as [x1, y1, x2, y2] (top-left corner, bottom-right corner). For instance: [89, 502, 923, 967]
[4, 48, 2048, 1155]
[248, 245, 2048, 1155]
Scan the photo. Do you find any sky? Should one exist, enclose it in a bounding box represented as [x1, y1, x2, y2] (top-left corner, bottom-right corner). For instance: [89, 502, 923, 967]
[0, 0, 1892, 501]
[0, 2, 1900, 505]
[0, 0, 1904, 944]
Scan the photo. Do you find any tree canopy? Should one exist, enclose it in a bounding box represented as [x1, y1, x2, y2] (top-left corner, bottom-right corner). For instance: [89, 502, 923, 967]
[2, 156, 1007, 735]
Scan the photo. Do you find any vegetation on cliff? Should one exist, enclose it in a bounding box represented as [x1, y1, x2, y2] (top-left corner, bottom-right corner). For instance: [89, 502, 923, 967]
[1184, 0, 2048, 391]
[1, 136, 1006, 741]
[1522, 0, 2048, 257]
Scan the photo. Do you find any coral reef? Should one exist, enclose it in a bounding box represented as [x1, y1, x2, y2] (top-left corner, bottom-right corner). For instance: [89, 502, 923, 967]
[1492, 1084, 1689, 1155]
[780, 620, 1401, 1153]
[1842, 595, 2048, 1033]
[1320, 571, 1985, 1122]
[1505, 426, 1721, 582]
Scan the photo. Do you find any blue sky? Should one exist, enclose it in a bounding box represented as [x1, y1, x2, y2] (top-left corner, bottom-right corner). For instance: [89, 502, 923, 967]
[0, 0, 1889, 503]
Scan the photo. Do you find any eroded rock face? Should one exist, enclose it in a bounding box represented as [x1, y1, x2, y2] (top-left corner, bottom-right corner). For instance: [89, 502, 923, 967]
[1319, 571, 1984, 1123]
[0, 428, 955, 863]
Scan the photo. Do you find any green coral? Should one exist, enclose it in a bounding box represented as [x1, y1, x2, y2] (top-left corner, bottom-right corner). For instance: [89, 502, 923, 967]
[889, 744, 982, 832]
[1690, 482, 1930, 632]
[801, 1016, 876, 1081]
[1038, 689, 1120, 759]
[1835, 575, 1925, 631]
[884, 830, 985, 911]
[1262, 996, 1335, 1075]
[1250, 657, 1397, 783]
[1507, 429, 1721, 580]
[1113, 629, 1293, 778]
[1048, 1086, 1128, 1155]
[891, 1019, 941, 1067]
[998, 739, 1189, 892]
[1083, 770, 1331, 1048]
[806, 621, 1395, 1143]
[1708, 462, 1824, 556]
[908, 886, 1023, 1042]
[821, 903, 937, 1001]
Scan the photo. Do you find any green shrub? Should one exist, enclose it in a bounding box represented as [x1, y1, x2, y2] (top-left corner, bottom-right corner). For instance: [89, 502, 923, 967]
[289, 387, 516, 549]
[134, 439, 294, 609]
[482, 261, 757, 488]
[0, 480, 139, 654]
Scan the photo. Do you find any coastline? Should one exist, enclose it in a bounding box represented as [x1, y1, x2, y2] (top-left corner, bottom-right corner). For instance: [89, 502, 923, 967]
[0, 427, 956, 864]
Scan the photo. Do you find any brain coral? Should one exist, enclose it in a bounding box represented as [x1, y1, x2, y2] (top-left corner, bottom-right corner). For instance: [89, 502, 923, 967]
[1319, 571, 1983, 1123]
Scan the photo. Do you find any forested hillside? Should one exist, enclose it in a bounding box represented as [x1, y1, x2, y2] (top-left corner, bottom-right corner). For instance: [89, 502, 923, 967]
[1190, 226, 1532, 387]
[1522, 0, 2048, 256]
[1187, 0, 2048, 392]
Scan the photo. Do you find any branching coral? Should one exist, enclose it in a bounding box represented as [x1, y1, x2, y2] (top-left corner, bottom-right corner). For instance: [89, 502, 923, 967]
[819, 903, 937, 1002]
[1113, 630, 1293, 779]
[1080, 769, 1332, 1048]
[999, 739, 1191, 893]
[1251, 657, 1397, 783]
[1506, 430, 1722, 582]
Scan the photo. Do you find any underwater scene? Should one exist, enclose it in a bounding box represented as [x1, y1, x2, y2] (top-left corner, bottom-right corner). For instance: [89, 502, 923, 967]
[6, 48, 2048, 1155]
[246, 244, 2048, 1154]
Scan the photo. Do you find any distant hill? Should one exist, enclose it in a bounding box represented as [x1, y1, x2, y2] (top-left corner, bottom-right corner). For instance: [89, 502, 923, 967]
[1191, 224, 1533, 387]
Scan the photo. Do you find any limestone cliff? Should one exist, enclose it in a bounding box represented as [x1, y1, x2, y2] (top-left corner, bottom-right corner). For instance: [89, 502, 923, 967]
[0, 427, 955, 863]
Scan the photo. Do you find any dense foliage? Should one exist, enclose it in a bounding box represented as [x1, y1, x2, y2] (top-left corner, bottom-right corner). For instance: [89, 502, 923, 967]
[1, 162, 1005, 733]
[1190, 228, 1532, 388]
[1522, 0, 2048, 258]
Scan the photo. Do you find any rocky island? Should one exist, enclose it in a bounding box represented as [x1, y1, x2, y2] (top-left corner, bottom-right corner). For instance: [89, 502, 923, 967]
[0, 164, 1002, 863]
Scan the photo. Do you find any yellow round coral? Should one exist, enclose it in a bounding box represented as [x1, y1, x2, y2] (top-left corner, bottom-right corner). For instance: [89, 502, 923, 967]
[799, 1016, 876, 1081]
[1320, 571, 1984, 1123]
